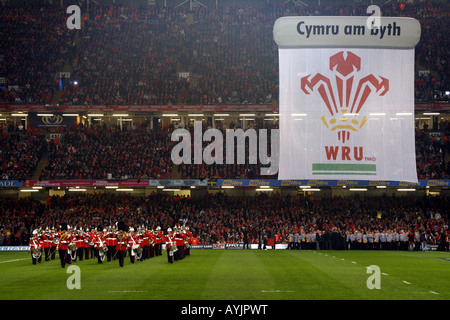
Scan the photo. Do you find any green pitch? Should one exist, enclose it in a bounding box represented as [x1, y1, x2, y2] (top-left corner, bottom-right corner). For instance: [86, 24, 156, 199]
[0, 249, 448, 300]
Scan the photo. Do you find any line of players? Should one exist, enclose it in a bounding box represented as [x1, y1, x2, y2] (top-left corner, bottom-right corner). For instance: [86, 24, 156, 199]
[28, 222, 193, 267]
[286, 228, 449, 251]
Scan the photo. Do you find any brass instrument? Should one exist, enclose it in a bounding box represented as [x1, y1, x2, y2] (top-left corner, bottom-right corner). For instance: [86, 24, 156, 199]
[84, 233, 93, 246]
[134, 246, 143, 255]
[68, 243, 77, 252]
[52, 235, 60, 246]
[68, 241, 77, 260]
[98, 245, 107, 262]
[97, 233, 108, 261]
[32, 247, 42, 259]
[116, 231, 127, 241]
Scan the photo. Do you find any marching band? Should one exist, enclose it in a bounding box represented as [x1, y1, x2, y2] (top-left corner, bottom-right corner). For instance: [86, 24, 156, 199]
[27, 222, 193, 268]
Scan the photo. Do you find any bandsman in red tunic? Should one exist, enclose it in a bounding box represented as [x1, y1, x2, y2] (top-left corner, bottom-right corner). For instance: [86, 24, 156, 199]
[136, 227, 146, 261]
[174, 226, 185, 261]
[127, 227, 141, 263]
[132, 228, 142, 261]
[165, 228, 176, 264]
[36, 230, 46, 261]
[143, 228, 149, 259]
[86, 227, 96, 259]
[42, 227, 53, 261]
[148, 229, 156, 258]
[185, 226, 193, 256]
[29, 229, 42, 265]
[50, 226, 58, 260]
[58, 223, 72, 268]
[155, 226, 163, 256]
[115, 221, 129, 267]
[105, 227, 117, 262]
[75, 229, 85, 261]
[94, 227, 107, 264]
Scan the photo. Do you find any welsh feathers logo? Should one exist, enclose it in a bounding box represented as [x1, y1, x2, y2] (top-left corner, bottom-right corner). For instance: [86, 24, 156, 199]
[301, 51, 389, 143]
[41, 114, 64, 125]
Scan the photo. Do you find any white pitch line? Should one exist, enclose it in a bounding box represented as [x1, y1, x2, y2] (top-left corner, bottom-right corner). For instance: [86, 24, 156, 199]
[0, 258, 28, 264]
[108, 290, 148, 293]
[402, 281, 411, 285]
[429, 291, 439, 295]
[261, 290, 296, 293]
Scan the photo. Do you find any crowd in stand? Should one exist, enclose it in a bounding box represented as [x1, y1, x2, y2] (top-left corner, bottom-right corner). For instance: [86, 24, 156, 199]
[0, 1, 448, 106]
[0, 126, 46, 181]
[0, 197, 46, 246]
[0, 2, 74, 105]
[1, 192, 448, 251]
[413, 3, 449, 102]
[39, 122, 174, 180]
[61, 6, 189, 106]
[415, 125, 450, 179]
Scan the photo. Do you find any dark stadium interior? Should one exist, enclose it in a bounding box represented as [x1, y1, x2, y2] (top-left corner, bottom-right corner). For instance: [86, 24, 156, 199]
[0, 0, 448, 251]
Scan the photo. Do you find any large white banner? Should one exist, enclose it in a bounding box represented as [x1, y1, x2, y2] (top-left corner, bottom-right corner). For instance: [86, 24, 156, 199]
[275, 17, 420, 182]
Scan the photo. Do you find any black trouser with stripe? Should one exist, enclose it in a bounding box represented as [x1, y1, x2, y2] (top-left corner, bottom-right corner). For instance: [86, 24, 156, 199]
[59, 249, 69, 268]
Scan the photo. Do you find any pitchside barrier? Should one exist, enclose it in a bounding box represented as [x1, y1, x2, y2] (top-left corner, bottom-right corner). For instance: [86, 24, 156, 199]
[0, 246, 31, 251]
[273, 16, 421, 183]
[0, 244, 288, 252]
[0, 244, 288, 251]
[1, 244, 442, 251]
[164, 243, 288, 250]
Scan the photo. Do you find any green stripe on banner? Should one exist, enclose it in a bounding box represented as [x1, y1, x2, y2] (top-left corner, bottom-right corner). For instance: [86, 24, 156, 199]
[312, 163, 376, 173]
[312, 172, 377, 175]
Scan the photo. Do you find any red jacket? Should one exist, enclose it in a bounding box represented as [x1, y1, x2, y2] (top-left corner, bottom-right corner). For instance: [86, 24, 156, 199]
[105, 232, 117, 246]
[58, 232, 72, 250]
[175, 233, 184, 246]
[75, 234, 85, 248]
[42, 233, 52, 248]
[116, 232, 129, 251]
[155, 231, 163, 244]
[94, 233, 106, 249]
[29, 236, 40, 251]
[186, 230, 193, 244]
